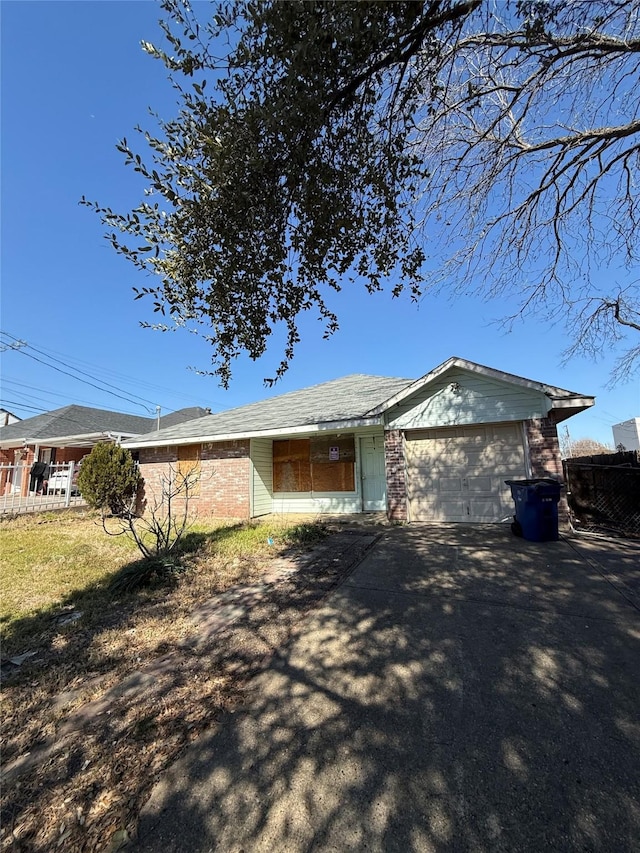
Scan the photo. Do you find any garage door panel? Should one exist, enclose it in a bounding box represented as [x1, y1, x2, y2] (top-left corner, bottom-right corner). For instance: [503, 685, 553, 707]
[440, 477, 464, 492]
[468, 497, 503, 521]
[406, 423, 526, 522]
[410, 497, 467, 521]
[466, 475, 493, 494]
[438, 500, 467, 521]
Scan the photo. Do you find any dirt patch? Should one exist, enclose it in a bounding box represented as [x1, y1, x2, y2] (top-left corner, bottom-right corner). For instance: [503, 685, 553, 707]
[1, 528, 380, 852]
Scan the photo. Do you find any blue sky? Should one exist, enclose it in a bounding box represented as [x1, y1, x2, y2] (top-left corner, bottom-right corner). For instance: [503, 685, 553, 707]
[1, 0, 637, 446]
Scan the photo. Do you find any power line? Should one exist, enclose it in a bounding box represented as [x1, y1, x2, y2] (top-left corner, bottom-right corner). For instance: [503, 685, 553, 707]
[0, 400, 46, 415]
[1, 377, 149, 416]
[4, 335, 223, 410]
[0, 331, 158, 410]
[1, 333, 156, 414]
[31, 342, 222, 409]
[0, 390, 48, 410]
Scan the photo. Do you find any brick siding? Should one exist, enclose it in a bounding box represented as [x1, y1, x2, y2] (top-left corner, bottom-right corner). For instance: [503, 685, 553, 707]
[384, 430, 408, 521]
[53, 447, 88, 464]
[525, 417, 563, 479]
[1, 447, 35, 496]
[138, 440, 251, 519]
[0, 446, 86, 466]
[524, 417, 569, 525]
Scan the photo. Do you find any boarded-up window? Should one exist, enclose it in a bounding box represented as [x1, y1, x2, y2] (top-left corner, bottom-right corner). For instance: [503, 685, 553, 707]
[273, 435, 355, 492]
[177, 444, 201, 495]
[273, 439, 311, 492]
[310, 435, 355, 491]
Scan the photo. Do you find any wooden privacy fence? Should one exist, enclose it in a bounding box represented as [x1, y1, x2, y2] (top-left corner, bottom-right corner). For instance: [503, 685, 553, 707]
[563, 450, 640, 539]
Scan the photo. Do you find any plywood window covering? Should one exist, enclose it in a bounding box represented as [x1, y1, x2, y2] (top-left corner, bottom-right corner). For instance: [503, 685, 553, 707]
[177, 444, 201, 496]
[273, 439, 312, 492]
[273, 435, 355, 492]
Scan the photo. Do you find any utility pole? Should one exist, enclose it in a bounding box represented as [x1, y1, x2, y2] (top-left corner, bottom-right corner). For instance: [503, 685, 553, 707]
[560, 424, 572, 459]
[156, 405, 161, 431]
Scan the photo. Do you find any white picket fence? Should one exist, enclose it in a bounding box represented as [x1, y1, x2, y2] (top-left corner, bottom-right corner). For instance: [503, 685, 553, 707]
[0, 462, 87, 515]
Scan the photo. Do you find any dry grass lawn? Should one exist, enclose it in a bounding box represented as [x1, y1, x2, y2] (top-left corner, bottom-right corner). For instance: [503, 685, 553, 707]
[1, 509, 328, 853]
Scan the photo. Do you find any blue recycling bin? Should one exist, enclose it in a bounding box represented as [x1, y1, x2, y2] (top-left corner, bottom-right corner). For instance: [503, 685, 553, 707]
[505, 479, 563, 542]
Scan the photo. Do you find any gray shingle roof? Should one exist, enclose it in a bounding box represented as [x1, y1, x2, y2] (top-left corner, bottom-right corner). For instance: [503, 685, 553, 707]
[0, 405, 209, 446]
[159, 407, 210, 428]
[122, 358, 595, 449]
[123, 374, 413, 446]
[0, 405, 153, 443]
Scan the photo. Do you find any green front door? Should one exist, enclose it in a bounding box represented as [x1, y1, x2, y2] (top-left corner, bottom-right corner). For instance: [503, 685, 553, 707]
[360, 436, 387, 511]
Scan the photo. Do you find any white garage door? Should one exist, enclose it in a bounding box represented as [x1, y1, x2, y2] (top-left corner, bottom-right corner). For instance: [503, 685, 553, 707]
[406, 423, 526, 522]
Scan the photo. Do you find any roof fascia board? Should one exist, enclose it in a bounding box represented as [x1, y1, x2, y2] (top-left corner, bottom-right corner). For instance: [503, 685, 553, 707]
[0, 439, 30, 450]
[124, 417, 384, 449]
[0, 432, 140, 449]
[547, 397, 595, 410]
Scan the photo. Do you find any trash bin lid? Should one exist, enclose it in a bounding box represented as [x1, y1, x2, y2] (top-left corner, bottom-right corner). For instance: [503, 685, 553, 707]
[505, 479, 564, 489]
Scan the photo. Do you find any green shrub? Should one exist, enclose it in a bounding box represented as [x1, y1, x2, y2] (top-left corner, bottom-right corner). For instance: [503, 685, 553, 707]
[77, 443, 140, 516]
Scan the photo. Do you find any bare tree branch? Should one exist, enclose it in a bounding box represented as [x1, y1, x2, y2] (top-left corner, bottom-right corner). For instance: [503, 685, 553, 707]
[84, 0, 640, 384]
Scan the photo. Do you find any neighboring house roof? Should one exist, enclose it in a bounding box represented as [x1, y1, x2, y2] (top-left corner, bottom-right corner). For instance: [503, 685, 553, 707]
[0, 405, 210, 449]
[123, 374, 412, 448]
[0, 409, 21, 427]
[123, 357, 594, 450]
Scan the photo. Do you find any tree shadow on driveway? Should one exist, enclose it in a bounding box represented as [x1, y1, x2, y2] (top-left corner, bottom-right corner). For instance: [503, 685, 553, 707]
[135, 525, 640, 852]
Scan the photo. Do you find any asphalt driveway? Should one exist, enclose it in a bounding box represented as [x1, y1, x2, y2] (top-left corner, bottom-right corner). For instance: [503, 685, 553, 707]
[136, 526, 640, 852]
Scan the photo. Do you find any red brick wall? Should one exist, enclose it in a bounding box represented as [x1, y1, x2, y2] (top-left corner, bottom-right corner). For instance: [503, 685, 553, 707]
[0, 449, 14, 495]
[138, 440, 251, 518]
[0, 446, 87, 466]
[525, 417, 563, 479]
[384, 430, 408, 521]
[0, 447, 34, 496]
[525, 417, 569, 525]
[54, 447, 89, 464]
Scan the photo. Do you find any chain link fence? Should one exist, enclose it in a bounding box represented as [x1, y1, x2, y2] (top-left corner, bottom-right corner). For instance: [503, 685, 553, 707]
[563, 451, 640, 539]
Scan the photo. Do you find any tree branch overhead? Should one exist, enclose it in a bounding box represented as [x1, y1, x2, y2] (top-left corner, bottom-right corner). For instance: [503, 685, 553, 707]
[82, 0, 640, 384]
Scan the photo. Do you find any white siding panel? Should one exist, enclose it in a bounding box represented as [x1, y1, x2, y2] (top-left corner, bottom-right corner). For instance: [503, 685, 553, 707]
[272, 493, 361, 514]
[386, 369, 549, 430]
[250, 438, 273, 517]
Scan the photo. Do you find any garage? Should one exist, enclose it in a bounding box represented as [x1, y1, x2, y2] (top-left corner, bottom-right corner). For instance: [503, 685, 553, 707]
[405, 422, 527, 522]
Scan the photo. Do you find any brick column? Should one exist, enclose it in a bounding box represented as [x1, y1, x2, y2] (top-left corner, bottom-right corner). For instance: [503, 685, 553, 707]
[525, 417, 563, 479]
[524, 417, 569, 525]
[384, 430, 407, 521]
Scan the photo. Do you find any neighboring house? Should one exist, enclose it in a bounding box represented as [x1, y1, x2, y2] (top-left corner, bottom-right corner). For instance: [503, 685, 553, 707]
[612, 418, 640, 451]
[0, 405, 209, 497]
[123, 357, 594, 524]
[0, 409, 21, 427]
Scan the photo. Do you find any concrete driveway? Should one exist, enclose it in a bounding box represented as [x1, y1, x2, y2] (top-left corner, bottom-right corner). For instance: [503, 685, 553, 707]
[136, 526, 640, 852]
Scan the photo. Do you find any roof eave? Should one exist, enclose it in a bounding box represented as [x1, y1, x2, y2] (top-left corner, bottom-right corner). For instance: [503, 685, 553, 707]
[123, 417, 384, 449]
[548, 396, 595, 422]
[0, 431, 140, 450]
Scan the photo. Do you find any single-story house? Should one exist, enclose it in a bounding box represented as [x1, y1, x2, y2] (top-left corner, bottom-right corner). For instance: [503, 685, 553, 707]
[0, 405, 209, 497]
[122, 357, 594, 524]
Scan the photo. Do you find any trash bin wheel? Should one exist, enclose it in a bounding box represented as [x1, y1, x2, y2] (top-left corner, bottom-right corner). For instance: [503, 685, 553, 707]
[511, 518, 523, 537]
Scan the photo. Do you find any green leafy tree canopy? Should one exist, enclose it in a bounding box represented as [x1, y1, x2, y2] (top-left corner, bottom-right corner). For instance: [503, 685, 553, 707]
[83, 0, 640, 385]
